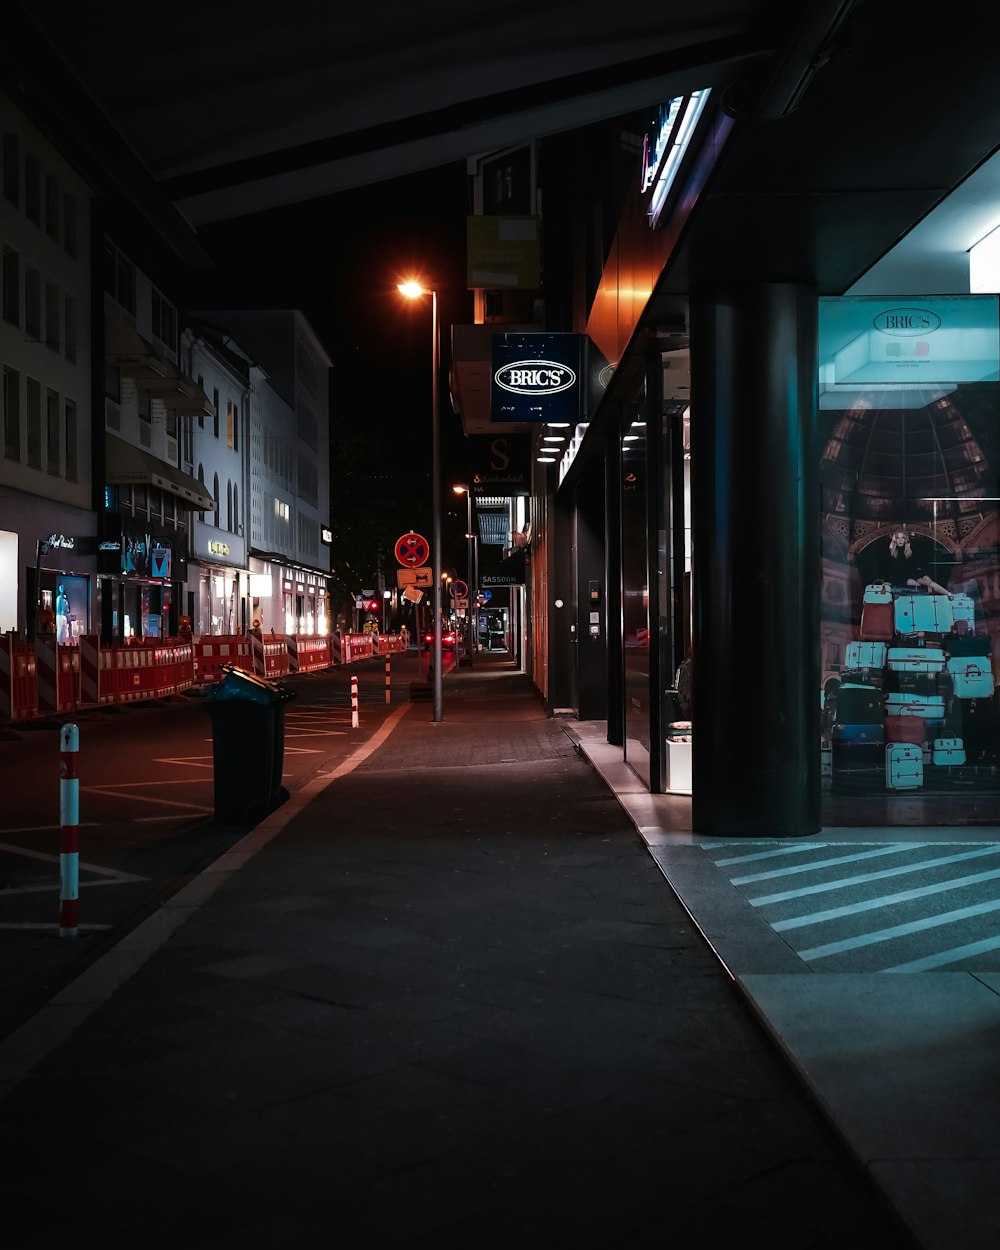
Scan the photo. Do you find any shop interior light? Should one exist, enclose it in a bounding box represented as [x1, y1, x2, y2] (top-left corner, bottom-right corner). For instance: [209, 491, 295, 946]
[542, 435, 565, 442]
[536, 455, 557, 463]
[544, 422, 571, 428]
[970, 222, 1000, 292]
[623, 435, 641, 441]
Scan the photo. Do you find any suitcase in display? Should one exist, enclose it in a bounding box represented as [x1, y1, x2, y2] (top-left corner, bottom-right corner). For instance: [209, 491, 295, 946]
[886, 743, 923, 790]
[885, 670, 940, 697]
[835, 684, 884, 725]
[863, 582, 893, 604]
[894, 594, 953, 636]
[947, 698, 998, 764]
[943, 633, 992, 657]
[950, 594, 976, 633]
[884, 715, 926, 746]
[860, 600, 894, 642]
[887, 647, 945, 673]
[885, 693, 945, 719]
[933, 737, 967, 766]
[833, 723, 885, 745]
[844, 641, 888, 671]
[831, 734, 885, 786]
[842, 668, 885, 689]
[948, 658, 995, 700]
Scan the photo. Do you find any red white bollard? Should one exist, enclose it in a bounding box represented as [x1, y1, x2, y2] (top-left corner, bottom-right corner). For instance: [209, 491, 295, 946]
[351, 674, 359, 728]
[59, 722, 80, 938]
[385, 657, 391, 705]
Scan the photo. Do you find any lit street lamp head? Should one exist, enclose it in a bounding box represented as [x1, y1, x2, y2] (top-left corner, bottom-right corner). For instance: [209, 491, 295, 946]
[397, 280, 428, 299]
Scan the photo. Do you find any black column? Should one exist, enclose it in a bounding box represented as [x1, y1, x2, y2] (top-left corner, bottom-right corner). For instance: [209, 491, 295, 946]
[604, 427, 624, 746]
[691, 284, 820, 836]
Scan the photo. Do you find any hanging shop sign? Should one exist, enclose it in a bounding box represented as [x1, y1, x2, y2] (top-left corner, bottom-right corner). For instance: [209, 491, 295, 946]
[491, 333, 583, 424]
[469, 435, 531, 496]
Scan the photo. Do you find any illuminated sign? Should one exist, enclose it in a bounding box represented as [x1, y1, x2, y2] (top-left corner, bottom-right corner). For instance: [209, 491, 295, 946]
[641, 89, 712, 228]
[872, 308, 942, 336]
[321, 526, 332, 544]
[494, 361, 577, 396]
[208, 540, 230, 556]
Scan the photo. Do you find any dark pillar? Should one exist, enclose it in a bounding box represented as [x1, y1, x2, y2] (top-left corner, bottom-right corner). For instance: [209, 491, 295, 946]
[691, 284, 820, 836]
[605, 427, 624, 746]
[575, 453, 608, 721]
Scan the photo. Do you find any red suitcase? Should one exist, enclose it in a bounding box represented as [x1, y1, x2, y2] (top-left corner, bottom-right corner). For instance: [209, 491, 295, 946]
[885, 715, 926, 746]
[860, 600, 893, 642]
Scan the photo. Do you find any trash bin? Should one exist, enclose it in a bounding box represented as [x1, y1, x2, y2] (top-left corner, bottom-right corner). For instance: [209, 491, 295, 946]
[204, 665, 297, 823]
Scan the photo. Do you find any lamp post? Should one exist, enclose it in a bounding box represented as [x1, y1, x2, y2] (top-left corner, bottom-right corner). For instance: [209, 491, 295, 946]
[382, 589, 391, 634]
[397, 280, 443, 722]
[452, 484, 476, 664]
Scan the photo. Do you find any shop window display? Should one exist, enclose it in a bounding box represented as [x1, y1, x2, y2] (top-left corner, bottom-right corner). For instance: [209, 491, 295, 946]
[819, 295, 1000, 824]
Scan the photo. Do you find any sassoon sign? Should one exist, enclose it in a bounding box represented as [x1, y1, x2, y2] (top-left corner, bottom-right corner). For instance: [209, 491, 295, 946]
[491, 333, 583, 423]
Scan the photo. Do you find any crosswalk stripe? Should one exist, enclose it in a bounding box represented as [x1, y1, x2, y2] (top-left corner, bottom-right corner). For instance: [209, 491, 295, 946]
[713, 843, 829, 867]
[749, 844, 1000, 906]
[772, 864, 1000, 931]
[730, 842, 926, 885]
[884, 933, 1000, 973]
[797, 895, 1000, 961]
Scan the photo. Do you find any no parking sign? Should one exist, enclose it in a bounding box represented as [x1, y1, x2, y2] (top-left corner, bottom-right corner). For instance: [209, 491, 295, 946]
[394, 532, 430, 567]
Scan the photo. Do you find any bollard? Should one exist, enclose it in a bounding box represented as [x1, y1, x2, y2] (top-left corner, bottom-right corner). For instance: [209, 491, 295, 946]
[351, 674, 359, 728]
[385, 656, 391, 705]
[59, 723, 79, 937]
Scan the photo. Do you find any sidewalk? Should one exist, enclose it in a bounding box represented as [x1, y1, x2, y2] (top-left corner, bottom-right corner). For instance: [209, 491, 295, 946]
[0, 654, 914, 1248]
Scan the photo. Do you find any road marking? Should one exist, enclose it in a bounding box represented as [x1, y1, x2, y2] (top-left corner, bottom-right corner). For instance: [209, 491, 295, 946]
[82, 787, 214, 813]
[729, 843, 926, 885]
[714, 843, 832, 867]
[749, 845, 1000, 906]
[0, 923, 112, 931]
[885, 933, 1000, 973]
[797, 895, 1000, 961]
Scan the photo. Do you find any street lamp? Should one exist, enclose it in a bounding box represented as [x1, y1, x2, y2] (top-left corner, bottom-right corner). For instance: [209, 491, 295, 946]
[452, 484, 476, 664]
[397, 279, 443, 722]
[382, 589, 391, 634]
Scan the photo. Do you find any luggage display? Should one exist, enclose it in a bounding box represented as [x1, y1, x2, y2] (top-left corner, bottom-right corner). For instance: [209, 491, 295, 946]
[833, 723, 885, 745]
[860, 600, 894, 642]
[886, 743, 923, 790]
[844, 641, 888, 671]
[835, 684, 884, 725]
[894, 593, 953, 636]
[943, 633, 991, 657]
[887, 646, 945, 673]
[885, 693, 945, 719]
[948, 658, 995, 700]
[950, 594, 976, 633]
[832, 738, 885, 784]
[842, 667, 885, 689]
[884, 715, 926, 746]
[863, 582, 893, 604]
[933, 737, 967, 766]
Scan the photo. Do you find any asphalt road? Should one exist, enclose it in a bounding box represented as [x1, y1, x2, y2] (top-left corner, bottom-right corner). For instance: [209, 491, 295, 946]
[0, 655, 426, 1039]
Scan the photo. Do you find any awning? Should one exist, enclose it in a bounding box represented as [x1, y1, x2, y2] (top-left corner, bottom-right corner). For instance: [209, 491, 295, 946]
[106, 319, 215, 417]
[105, 434, 215, 511]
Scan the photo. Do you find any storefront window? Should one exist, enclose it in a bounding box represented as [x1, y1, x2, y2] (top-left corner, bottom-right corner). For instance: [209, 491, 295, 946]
[819, 295, 1000, 824]
[621, 410, 650, 785]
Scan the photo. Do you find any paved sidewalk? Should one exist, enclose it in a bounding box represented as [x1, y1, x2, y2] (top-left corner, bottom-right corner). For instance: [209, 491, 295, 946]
[0, 655, 912, 1248]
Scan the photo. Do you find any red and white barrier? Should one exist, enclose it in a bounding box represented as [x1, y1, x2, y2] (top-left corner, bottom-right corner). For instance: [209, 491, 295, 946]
[79, 634, 100, 706]
[194, 636, 253, 685]
[59, 722, 79, 938]
[351, 674, 359, 728]
[35, 638, 60, 714]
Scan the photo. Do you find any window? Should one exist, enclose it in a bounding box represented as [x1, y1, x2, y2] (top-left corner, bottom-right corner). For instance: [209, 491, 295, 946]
[2, 366, 20, 461]
[45, 281, 59, 351]
[46, 387, 59, 475]
[197, 464, 206, 521]
[24, 266, 41, 340]
[213, 388, 219, 438]
[45, 175, 60, 241]
[64, 398, 77, 482]
[226, 480, 232, 531]
[63, 193, 77, 258]
[197, 375, 205, 428]
[24, 152, 40, 224]
[138, 389, 151, 447]
[234, 483, 240, 534]
[64, 295, 77, 364]
[103, 241, 136, 314]
[26, 378, 41, 468]
[2, 134, 20, 206]
[226, 399, 234, 448]
[213, 472, 220, 526]
[3, 247, 20, 325]
[151, 290, 176, 351]
[105, 361, 120, 402]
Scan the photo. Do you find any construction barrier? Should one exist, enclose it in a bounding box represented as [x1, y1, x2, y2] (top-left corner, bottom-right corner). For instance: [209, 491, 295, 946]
[342, 633, 374, 664]
[193, 636, 253, 685]
[290, 635, 332, 673]
[249, 631, 290, 678]
[0, 637, 37, 722]
[376, 634, 407, 656]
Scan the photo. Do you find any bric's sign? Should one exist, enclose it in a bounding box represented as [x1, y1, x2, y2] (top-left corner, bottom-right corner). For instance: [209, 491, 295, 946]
[872, 308, 942, 336]
[491, 333, 583, 424]
[494, 360, 577, 396]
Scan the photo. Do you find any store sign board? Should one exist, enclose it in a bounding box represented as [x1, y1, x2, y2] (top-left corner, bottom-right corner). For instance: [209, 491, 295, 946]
[819, 295, 1000, 390]
[491, 333, 583, 424]
[469, 434, 531, 496]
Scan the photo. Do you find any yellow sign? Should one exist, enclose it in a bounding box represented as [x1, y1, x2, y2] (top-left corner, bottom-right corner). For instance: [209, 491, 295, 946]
[397, 567, 433, 588]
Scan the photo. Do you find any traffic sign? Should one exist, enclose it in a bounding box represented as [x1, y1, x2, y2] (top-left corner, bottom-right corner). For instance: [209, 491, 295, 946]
[394, 532, 430, 567]
[397, 567, 434, 588]
[449, 579, 468, 598]
[480, 590, 493, 602]
[401, 586, 424, 604]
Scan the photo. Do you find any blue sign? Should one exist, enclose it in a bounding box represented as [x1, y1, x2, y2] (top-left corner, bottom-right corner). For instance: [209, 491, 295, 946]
[491, 333, 583, 424]
[480, 590, 492, 602]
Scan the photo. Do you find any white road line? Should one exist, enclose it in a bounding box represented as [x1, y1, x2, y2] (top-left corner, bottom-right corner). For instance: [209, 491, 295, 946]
[0, 923, 112, 931]
[133, 811, 211, 822]
[81, 789, 213, 812]
[797, 896, 1000, 961]
[772, 864, 1000, 931]
[730, 842, 926, 885]
[713, 843, 830, 867]
[884, 933, 1000, 972]
[750, 845, 1000, 906]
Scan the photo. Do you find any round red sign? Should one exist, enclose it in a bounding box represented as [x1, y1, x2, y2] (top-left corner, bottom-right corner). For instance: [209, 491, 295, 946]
[394, 532, 430, 567]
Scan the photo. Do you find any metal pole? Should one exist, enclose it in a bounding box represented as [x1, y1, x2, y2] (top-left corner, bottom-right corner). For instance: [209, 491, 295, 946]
[59, 723, 79, 937]
[465, 490, 474, 665]
[431, 290, 443, 722]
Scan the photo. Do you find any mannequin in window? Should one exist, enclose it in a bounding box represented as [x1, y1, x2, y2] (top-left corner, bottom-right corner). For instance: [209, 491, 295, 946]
[55, 584, 71, 644]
